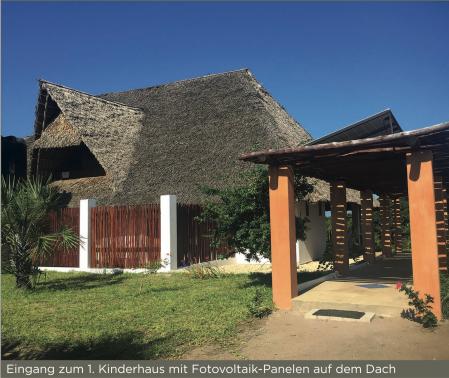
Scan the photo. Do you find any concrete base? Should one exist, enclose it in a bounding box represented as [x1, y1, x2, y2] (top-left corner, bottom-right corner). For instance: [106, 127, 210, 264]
[293, 255, 412, 318]
[293, 281, 409, 317]
[304, 308, 375, 323]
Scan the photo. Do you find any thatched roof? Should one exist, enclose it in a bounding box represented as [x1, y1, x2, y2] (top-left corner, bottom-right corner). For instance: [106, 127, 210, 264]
[30, 69, 366, 206]
[33, 114, 82, 149]
[33, 81, 145, 198]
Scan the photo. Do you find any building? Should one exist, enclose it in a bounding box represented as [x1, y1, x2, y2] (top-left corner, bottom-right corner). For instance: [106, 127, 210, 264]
[28, 69, 401, 263]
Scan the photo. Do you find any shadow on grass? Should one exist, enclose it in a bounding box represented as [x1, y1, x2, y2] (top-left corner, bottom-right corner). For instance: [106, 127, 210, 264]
[34, 274, 129, 292]
[2, 331, 178, 360]
[242, 271, 331, 288]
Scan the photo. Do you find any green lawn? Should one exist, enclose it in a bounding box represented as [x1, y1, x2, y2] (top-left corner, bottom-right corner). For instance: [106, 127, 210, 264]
[1, 270, 325, 360]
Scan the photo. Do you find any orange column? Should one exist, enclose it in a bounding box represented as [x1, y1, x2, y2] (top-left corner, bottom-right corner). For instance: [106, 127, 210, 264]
[380, 195, 393, 257]
[361, 190, 375, 263]
[406, 150, 442, 319]
[268, 165, 298, 310]
[435, 176, 447, 272]
[330, 181, 349, 274]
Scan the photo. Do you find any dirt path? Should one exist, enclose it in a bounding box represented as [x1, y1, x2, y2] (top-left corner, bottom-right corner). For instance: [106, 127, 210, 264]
[184, 312, 449, 360]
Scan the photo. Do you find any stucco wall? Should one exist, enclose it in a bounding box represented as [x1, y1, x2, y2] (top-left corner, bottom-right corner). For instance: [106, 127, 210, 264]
[296, 200, 327, 264]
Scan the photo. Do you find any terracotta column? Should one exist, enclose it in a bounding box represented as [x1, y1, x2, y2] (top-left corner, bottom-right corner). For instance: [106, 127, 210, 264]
[406, 150, 442, 319]
[394, 197, 403, 254]
[380, 195, 393, 257]
[435, 176, 447, 272]
[361, 190, 375, 263]
[330, 181, 349, 274]
[268, 165, 298, 310]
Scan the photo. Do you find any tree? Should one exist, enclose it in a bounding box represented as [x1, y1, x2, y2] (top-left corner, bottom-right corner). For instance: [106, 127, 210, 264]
[198, 166, 313, 261]
[1, 177, 79, 289]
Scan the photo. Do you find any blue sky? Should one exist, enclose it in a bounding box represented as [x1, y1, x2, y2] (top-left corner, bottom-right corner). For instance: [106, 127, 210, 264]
[2, 2, 449, 138]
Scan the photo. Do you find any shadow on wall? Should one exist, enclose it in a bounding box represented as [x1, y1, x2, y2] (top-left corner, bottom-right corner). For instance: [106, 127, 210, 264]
[241, 271, 330, 289]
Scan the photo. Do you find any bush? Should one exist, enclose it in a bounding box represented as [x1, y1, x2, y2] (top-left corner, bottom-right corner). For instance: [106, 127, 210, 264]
[198, 166, 312, 261]
[185, 263, 226, 279]
[248, 288, 272, 318]
[398, 283, 438, 328]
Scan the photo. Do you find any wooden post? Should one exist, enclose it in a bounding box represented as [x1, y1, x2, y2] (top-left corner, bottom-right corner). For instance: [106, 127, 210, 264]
[394, 197, 403, 254]
[330, 181, 349, 274]
[406, 150, 442, 319]
[361, 190, 375, 263]
[268, 166, 298, 310]
[435, 177, 447, 272]
[380, 194, 393, 257]
[444, 185, 449, 271]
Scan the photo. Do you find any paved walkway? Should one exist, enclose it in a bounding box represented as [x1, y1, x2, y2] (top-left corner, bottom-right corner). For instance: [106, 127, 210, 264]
[292, 254, 413, 317]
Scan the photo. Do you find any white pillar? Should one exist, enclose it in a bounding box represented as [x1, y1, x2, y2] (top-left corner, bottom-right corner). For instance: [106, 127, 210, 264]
[79, 199, 96, 270]
[160, 195, 177, 271]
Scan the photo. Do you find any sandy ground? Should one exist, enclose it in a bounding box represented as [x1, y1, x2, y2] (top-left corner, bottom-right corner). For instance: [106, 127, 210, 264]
[184, 312, 449, 360]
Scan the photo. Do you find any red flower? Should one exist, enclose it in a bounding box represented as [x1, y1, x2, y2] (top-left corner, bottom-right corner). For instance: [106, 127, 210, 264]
[396, 281, 403, 290]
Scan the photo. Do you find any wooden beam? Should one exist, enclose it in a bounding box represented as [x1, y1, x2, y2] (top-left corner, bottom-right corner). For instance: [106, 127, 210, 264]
[361, 190, 375, 263]
[380, 195, 393, 257]
[330, 181, 349, 274]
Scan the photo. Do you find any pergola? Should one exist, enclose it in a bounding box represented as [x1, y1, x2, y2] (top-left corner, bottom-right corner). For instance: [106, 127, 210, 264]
[241, 121, 449, 319]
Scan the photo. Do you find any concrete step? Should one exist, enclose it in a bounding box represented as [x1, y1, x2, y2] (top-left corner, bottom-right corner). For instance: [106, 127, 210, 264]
[292, 298, 405, 318]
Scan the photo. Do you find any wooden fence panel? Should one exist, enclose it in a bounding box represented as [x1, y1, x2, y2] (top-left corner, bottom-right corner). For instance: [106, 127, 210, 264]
[90, 205, 160, 268]
[177, 204, 229, 265]
[42, 208, 80, 267]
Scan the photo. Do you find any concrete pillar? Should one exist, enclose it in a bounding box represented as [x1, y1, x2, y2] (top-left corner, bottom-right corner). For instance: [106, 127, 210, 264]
[406, 150, 442, 319]
[268, 165, 298, 310]
[160, 195, 178, 271]
[330, 181, 349, 274]
[380, 194, 393, 257]
[435, 176, 447, 272]
[79, 199, 96, 269]
[361, 190, 375, 263]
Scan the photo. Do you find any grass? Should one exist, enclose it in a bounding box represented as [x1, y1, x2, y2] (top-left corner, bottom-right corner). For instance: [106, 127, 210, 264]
[1, 270, 327, 360]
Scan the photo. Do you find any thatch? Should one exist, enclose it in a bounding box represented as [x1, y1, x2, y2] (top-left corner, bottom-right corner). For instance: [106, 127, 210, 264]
[99, 69, 311, 205]
[50, 176, 113, 205]
[32, 81, 145, 197]
[306, 178, 360, 204]
[30, 69, 367, 206]
[33, 114, 82, 149]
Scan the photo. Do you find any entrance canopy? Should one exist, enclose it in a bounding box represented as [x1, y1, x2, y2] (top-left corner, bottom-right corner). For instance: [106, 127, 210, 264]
[240, 121, 449, 318]
[241, 122, 449, 195]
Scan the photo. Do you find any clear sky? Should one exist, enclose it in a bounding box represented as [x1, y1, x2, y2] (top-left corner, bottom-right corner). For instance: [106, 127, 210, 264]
[2, 2, 449, 138]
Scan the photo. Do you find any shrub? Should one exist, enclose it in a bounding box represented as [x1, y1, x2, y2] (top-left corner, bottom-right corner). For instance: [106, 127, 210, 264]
[248, 288, 272, 318]
[398, 283, 438, 328]
[185, 263, 226, 279]
[197, 166, 313, 261]
[1, 177, 79, 289]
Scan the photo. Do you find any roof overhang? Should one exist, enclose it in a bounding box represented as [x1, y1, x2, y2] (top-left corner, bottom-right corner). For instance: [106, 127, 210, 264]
[241, 121, 449, 195]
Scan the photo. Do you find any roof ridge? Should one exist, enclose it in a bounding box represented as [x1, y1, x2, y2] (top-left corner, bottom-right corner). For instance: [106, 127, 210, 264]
[97, 68, 250, 96]
[39, 80, 143, 112]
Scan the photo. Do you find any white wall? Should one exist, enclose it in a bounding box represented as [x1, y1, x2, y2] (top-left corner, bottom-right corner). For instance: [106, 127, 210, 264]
[295, 200, 327, 264]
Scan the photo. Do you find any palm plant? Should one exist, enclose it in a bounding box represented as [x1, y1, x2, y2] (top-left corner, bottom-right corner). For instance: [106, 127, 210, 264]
[1, 176, 79, 289]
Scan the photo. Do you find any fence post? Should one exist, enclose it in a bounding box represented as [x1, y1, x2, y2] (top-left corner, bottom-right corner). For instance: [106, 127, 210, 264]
[160, 195, 177, 271]
[79, 199, 96, 270]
